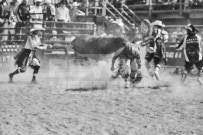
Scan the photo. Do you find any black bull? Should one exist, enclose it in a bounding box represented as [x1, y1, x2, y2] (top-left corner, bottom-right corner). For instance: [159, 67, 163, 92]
[71, 36, 129, 60]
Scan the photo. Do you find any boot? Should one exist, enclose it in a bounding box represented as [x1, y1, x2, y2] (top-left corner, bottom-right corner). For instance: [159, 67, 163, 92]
[31, 75, 37, 84]
[154, 71, 160, 80]
[8, 69, 19, 83]
[124, 80, 130, 88]
[9, 73, 14, 83]
[197, 77, 203, 85]
[181, 72, 187, 83]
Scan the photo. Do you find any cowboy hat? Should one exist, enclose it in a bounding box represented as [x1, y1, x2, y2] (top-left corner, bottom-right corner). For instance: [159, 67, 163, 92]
[35, 0, 42, 2]
[72, 2, 80, 7]
[185, 24, 199, 33]
[30, 24, 45, 32]
[151, 20, 165, 28]
[44, 0, 51, 3]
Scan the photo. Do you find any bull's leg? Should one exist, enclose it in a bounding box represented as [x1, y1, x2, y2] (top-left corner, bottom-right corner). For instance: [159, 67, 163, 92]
[111, 58, 122, 78]
[145, 60, 154, 77]
[131, 59, 142, 83]
[154, 65, 160, 81]
[31, 66, 40, 84]
[181, 70, 188, 83]
[197, 68, 203, 85]
[124, 74, 130, 88]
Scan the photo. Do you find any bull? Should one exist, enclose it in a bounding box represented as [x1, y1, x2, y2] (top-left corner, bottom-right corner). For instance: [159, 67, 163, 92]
[71, 35, 129, 61]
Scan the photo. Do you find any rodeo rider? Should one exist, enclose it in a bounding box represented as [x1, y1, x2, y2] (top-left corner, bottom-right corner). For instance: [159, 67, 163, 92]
[111, 42, 142, 88]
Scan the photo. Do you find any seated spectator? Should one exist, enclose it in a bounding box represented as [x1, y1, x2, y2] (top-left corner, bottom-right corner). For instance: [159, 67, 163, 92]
[171, 27, 184, 43]
[69, 2, 85, 22]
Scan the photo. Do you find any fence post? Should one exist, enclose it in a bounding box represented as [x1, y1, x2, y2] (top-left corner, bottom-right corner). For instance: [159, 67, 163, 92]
[102, 0, 106, 16]
[94, 24, 97, 35]
[86, 0, 89, 15]
[179, 0, 183, 15]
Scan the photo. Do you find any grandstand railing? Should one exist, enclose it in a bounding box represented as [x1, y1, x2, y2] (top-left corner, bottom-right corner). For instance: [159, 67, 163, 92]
[128, 0, 203, 16]
[0, 21, 96, 70]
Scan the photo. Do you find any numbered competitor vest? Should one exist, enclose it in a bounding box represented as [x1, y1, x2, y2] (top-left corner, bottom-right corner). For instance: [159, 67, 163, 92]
[185, 34, 202, 62]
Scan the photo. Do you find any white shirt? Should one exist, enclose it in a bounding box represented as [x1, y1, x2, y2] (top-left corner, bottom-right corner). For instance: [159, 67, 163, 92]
[30, 6, 43, 20]
[55, 6, 71, 22]
[24, 35, 45, 50]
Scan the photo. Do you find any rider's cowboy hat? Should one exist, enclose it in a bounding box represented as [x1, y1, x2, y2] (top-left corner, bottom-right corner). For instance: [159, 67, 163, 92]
[185, 24, 199, 33]
[30, 24, 45, 32]
[151, 20, 165, 28]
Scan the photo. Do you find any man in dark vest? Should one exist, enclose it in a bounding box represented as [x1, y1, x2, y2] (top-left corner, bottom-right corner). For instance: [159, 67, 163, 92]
[15, 0, 30, 41]
[177, 24, 203, 84]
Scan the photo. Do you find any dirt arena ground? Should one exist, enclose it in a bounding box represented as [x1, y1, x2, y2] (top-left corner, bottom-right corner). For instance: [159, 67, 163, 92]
[1, 64, 203, 135]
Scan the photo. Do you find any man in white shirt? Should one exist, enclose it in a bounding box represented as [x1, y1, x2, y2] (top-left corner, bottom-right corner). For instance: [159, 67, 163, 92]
[55, 0, 71, 22]
[29, 0, 43, 25]
[55, 0, 71, 34]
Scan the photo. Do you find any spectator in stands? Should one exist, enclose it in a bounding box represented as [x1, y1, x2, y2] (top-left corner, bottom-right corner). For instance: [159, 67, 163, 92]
[184, 0, 190, 10]
[30, 0, 43, 25]
[171, 27, 185, 43]
[79, 0, 89, 13]
[112, 16, 125, 35]
[15, 0, 31, 41]
[69, 2, 85, 22]
[44, 0, 55, 22]
[55, 0, 71, 33]
[44, 0, 55, 33]
[0, 0, 10, 41]
[113, 0, 120, 8]
[146, 0, 152, 10]
[8, 0, 19, 41]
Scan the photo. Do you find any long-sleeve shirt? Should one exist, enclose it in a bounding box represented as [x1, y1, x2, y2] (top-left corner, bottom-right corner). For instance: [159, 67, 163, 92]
[113, 44, 140, 60]
[55, 6, 71, 22]
[24, 35, 47, 50]
[30, 6, 43, 21]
